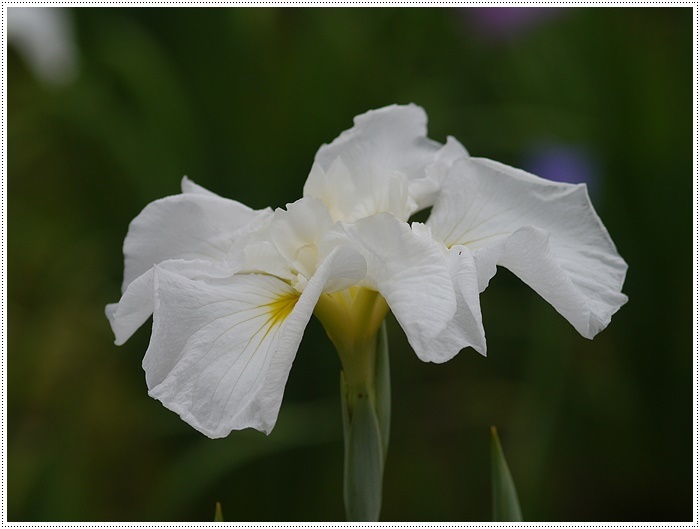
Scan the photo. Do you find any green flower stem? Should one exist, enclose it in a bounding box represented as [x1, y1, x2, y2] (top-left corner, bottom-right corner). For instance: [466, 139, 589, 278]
[340, 322, 390, 522]
[314, 289, 391, 521]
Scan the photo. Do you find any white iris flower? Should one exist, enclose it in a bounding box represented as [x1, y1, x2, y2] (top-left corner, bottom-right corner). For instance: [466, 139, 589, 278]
[107, 104, 627, 439]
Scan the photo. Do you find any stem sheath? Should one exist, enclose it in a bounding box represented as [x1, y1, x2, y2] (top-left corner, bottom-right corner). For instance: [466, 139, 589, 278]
[341, 321, 390, 522]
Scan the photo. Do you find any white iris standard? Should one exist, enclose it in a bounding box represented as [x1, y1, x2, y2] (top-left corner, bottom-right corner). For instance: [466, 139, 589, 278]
[304, 104, 463, 222]
[107, 103, 627, 437]
[107, 103, 627, 521]
[106, 105, 461, 439]
[106, 105, 627, 521]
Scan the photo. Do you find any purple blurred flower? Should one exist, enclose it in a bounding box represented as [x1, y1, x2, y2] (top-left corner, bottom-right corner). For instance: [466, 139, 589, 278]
[465, 7, 566, 40]
[523, 143, 599, 198]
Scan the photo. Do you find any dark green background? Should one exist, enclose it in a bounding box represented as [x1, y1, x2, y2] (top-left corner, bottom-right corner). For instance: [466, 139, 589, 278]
[8, 7, 692, 521]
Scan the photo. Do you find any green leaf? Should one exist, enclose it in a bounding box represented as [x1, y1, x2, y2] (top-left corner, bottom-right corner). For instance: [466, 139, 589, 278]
[374, 321, 391, 460]
[339, 321, 391, 522]
[491, 426, 523, 522]
[342, 385, 384, 522]
[213, 502, 224, 522]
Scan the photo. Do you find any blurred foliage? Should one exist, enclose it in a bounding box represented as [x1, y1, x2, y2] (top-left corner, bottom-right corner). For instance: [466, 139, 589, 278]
[8, 7, 692, 521]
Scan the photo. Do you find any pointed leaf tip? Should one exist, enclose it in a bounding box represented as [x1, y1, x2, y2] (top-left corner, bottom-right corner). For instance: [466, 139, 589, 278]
[213, 502, 224, 522]
[491, 426, 523, 522]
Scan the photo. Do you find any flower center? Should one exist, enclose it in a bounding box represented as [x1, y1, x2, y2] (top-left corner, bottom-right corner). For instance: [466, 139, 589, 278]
[314, 287, 389, 385]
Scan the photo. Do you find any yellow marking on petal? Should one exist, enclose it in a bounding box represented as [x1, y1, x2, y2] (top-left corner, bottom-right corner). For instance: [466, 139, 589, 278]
[264, 292, 299, 329]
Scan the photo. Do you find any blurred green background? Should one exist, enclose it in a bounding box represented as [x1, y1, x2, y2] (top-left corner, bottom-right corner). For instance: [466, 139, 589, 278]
[8, 7, 692, 522]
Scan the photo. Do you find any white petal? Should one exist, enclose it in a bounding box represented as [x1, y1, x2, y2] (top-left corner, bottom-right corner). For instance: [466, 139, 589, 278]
[180, 176, 220, 197]
[122, 187, 269, 291]
[428, 157, 628, 338]
[145, 246, 361, 438]
[304, 159, 357, 221]
[305, 157, 414, 223]
[106, 259, 232, 346]
[411, 136, 470, 211]
[241, 240, 295, 283]
[317, 245, 367, 293]
[106, 274, 153, 347]
[329, 213, 457, 358]
[408, 223, 486, 362]
[241, 197, 335, 286]
[265, 198, 334, 268]
[305, 104, 442, 221]
[416, 244, 487, 362]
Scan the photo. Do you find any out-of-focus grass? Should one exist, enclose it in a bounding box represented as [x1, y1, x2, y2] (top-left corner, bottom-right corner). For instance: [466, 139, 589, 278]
[8, 7, 692, 521]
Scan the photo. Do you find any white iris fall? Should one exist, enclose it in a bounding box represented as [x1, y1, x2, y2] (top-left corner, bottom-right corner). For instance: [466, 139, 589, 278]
[106, 104, 628, 439]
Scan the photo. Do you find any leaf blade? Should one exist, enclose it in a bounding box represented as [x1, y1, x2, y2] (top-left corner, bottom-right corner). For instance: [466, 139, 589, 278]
[213, 502, 224, 522]
[374, 321, 391, 460]
[491, 426, 524, 522]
